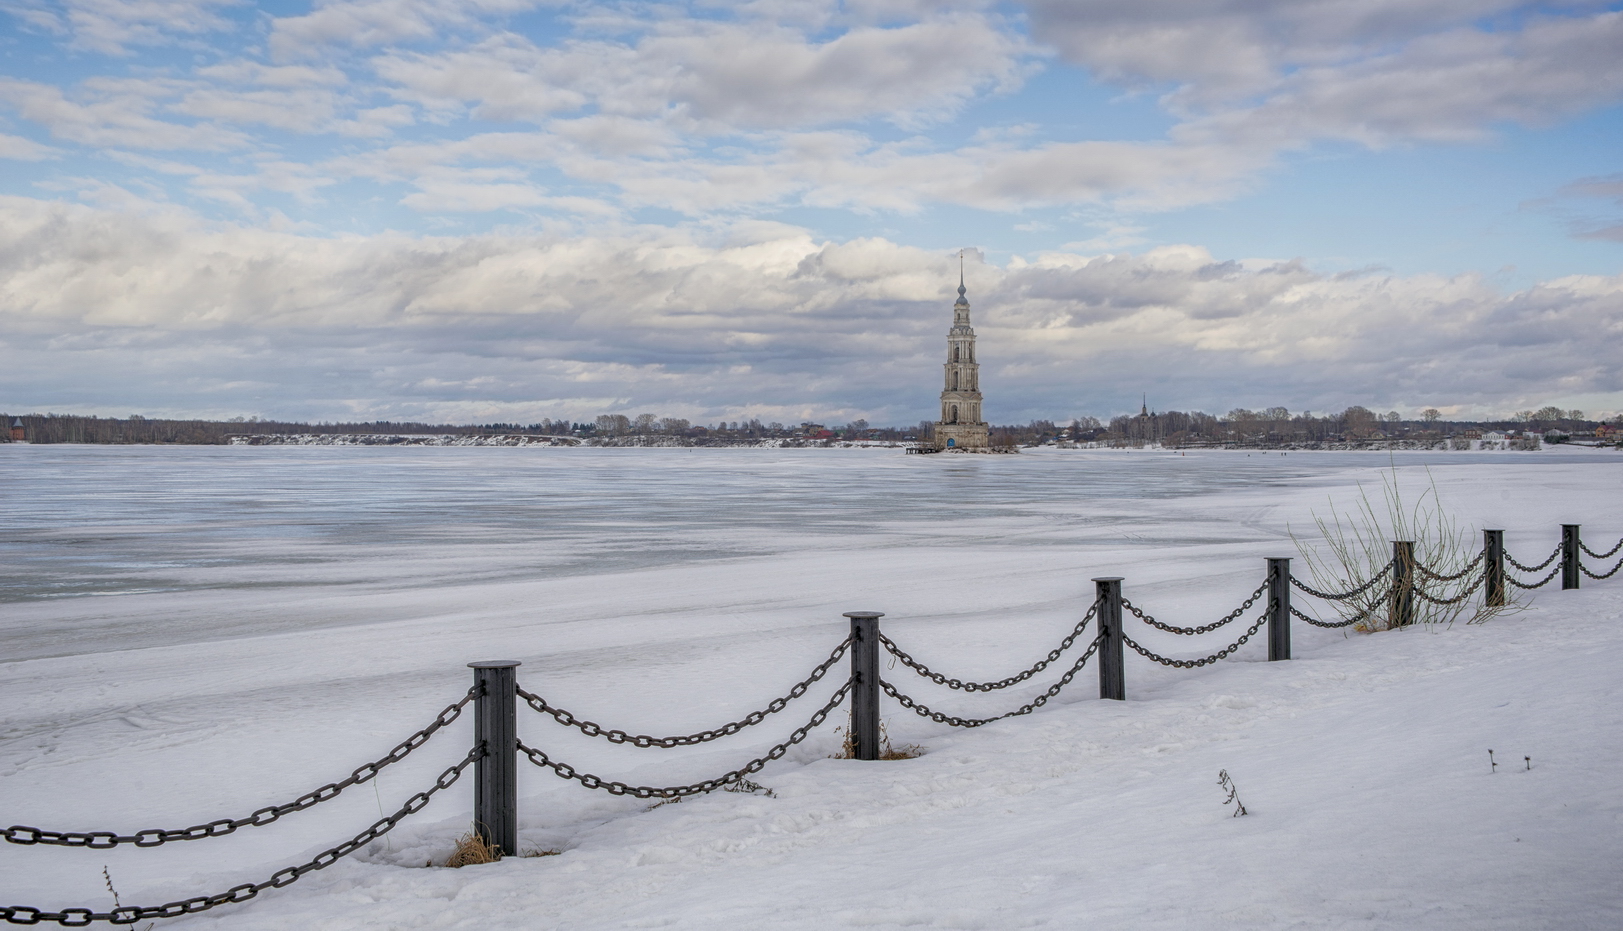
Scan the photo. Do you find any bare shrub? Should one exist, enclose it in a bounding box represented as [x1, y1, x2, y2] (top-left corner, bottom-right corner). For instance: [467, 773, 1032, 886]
[1291, 465, 1515, 629]
[830, 724, 924, 760]
[443, 829, 502, 867]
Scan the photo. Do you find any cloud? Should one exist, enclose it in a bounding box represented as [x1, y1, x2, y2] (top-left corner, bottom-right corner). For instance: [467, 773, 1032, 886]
[373, 14, 1028, 131]
[2, 196, 1619, 422]
[1185, 11, 1623, 148]
[0, 132, 58, 160]
[269, 0, 543, 58]
[6, 0, 241, 54]
[0, 78, 248, 150]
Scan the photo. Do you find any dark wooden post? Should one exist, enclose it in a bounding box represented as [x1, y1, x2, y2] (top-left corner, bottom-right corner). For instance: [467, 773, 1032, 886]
[468, 660, 520, 857]
[1267, 558, 1291, 661]
[1562, 524, 1581, 590]
[844, 611, 884, 761]
[1391, 541, 1415, 627]
[1484, 530, 1505, 607]
[1095, 577, 1125, 700]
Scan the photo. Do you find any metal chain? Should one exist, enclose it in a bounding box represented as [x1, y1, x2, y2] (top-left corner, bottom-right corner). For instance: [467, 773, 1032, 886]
[880, 636, 1103, 728]
[1506, 544, 1562, 574]
[1580, 537, 1623, 560]
[1121, 604, 1271, 668]
[1414, 551, 1484, 582]
[1289, 602, 1379, 629]
[1506, 564, 1561, 589]
[4, 687, 478, 851]
[1, 748, 480, 926]
[515, 637, 851, 748]
[1412, 574, 1485, 605]
[1290, 562, 1394, 601]
[1579, 554, 1623, 580]
[1121, 583, 1265, 635]
[517, 682, 850, 799]
[879, 601, 1098, 691]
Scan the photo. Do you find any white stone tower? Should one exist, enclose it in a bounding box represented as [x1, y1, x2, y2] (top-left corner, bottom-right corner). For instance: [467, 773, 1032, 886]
[933, 258, 989, 450]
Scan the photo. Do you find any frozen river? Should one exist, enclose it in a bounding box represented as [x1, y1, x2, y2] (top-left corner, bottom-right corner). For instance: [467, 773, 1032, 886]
[2, 444, 1618, 926]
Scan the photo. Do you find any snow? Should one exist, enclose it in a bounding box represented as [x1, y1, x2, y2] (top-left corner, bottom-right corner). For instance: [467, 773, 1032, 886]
[2, 445, 1620, 929]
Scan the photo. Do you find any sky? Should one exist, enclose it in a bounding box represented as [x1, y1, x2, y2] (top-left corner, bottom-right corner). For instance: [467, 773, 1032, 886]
[1, 0, 1621, 427]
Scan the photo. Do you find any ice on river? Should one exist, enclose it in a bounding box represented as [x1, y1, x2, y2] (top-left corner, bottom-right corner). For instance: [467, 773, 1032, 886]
[2, 445, 1620, 929]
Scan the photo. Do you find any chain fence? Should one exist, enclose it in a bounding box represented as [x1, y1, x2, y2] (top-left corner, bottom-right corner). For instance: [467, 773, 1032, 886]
[1121, 584, 1265, 635]
[2, 748, 480, 927]
[1289, 598, 1385, 629]
[516, 638, 851, 748]
[1507, 565, 1561, 589]
[1579, 555, 1623, 581]
[516, 683, 850, 799]
[4, 688, 477, 851]
[879, 602, 1098, 691]
[880, 637, 1103, 728]
[1412, 575, 1486, 606]
[1580, 537, 1623, 560]
[1414, 551, 1485, 582]
[1506, 544, 1562, 574]
[1120, 604, 1271, 669]
[1290, 563, 1394, 601]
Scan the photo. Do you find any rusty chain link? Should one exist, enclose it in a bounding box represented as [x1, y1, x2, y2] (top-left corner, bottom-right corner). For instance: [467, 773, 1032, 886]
[1121, 584, 1265, 635]
[1290, 562, 1394, 601]
[880, 636, 1103, 728]
[4, 687, 478, 851]
[517, 682, 850, 799]
[1121, 603, 1271, 668]
[879, 601, 1098, 691]
[1414, 551, 1484, 582]
[516, 637, 851, 748]
[1, 747, 480, 926]
[1507, 564, 1561, 589]
[1580, 537, 1623, 560]
[1506, 543, 1562, 574]
[1580, 555, 1623, 580]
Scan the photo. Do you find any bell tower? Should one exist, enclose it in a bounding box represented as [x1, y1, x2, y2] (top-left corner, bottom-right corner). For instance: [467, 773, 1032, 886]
[933, 254, 990, 450]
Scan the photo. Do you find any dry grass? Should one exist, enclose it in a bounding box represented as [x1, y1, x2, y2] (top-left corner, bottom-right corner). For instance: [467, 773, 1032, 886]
[443, 829, 502, 868]
[831, 724, 924, 760]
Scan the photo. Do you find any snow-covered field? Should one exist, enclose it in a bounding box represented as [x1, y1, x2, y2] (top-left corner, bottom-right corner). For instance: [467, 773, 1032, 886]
[2, 445, 1620, 929]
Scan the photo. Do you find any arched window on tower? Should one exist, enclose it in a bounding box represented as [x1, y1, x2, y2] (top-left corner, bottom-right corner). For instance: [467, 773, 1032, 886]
[952, 346, 960, 362]
[950, 405, 959, 423]
[952, 371, 959, 390]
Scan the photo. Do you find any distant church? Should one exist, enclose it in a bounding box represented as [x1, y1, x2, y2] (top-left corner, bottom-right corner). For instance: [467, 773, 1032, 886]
[931, 264, 990, 451]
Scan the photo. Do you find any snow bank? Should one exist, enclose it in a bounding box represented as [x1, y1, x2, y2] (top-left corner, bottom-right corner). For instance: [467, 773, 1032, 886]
[2, 447, 1619, 929]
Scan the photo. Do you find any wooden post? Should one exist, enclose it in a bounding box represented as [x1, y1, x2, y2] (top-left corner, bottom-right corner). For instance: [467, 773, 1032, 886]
[1562, 524, 1581, 590]
[1267, 558, 1291, 661]
[1094, 578, 1125, 700]
[1484, 530, 1505, 607]
[1391, 541, 1415, 627]
[844, 612, 884, 761]
[468, 660, 520, 857]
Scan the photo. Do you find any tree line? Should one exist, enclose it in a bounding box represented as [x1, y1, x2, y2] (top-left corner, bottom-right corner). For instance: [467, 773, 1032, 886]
[3, 405, 1614, 445]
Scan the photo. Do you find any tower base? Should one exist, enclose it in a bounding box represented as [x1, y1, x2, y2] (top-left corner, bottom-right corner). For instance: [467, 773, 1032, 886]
[932, 422, 989, 450]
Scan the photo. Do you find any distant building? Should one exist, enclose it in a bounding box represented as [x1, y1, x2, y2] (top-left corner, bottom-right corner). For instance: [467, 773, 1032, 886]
[9, 418, 22, 442]
[932, 266, 990, 451]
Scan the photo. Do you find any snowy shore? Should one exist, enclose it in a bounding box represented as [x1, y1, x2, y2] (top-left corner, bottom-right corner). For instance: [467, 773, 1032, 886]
[2, 446, 1619, 929]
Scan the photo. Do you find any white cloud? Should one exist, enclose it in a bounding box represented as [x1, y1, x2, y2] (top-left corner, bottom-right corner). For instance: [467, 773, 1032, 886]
[0, 132, 58, 160]
[269, 0, 543, 59]
[7, 0, 241, 54]
[1184, 11, 1623, 148]
[2, 196, 1619, 422]
[0, 78, 248, 150]
[373, 14, 1028, 131]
